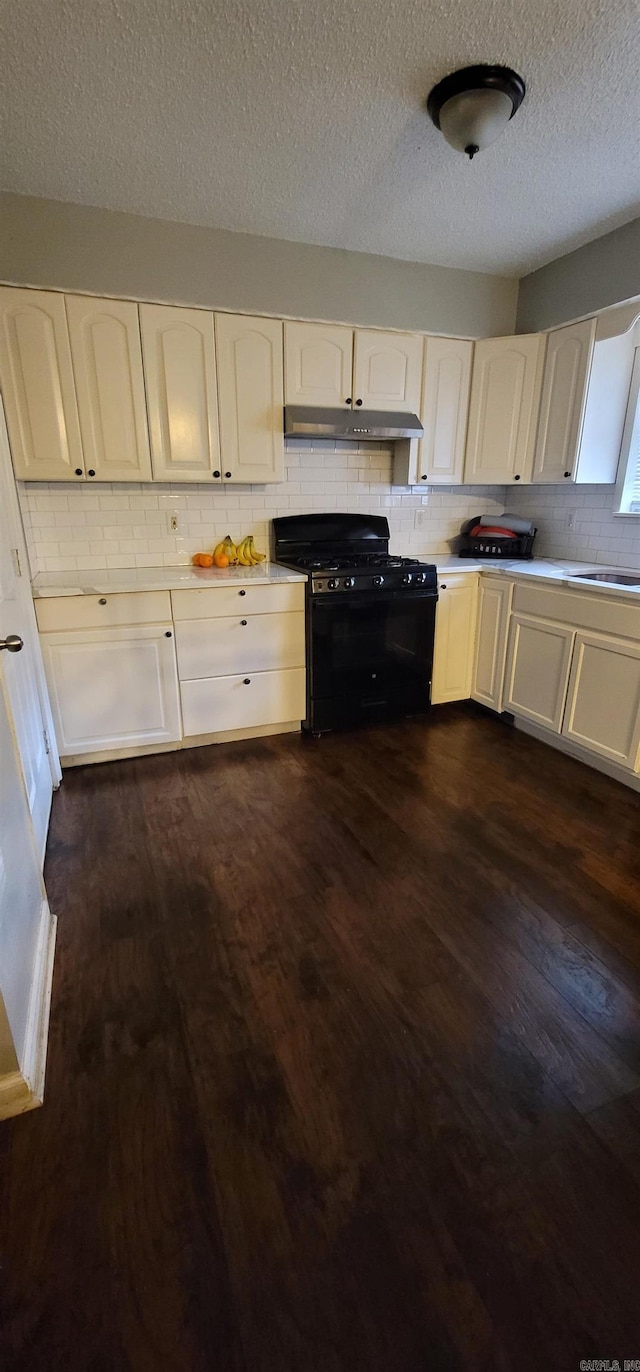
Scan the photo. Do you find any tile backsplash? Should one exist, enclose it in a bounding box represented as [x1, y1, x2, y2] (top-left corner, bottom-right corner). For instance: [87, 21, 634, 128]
[18, 441, 508, 576]
[509, 484, 640, 566]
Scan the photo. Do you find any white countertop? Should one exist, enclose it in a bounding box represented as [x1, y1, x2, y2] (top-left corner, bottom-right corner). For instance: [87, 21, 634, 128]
[31, 557, 640, 601]
[433, 555, 640, 600]
[31, 562, 307, 598]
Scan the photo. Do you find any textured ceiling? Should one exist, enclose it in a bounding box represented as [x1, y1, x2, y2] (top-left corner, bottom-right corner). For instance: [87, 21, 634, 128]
[1, 0, 639, 275]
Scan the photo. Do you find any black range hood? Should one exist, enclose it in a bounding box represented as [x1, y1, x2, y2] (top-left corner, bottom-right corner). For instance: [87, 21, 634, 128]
[284, 405, 424, 442]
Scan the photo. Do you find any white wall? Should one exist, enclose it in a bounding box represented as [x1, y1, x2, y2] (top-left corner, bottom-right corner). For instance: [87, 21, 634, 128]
[19, 443, 507, 576]
[508, 484, 640, 567]
[0, 193, 518, 339]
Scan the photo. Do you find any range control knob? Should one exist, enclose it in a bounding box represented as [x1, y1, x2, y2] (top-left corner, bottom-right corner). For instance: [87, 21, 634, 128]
[373, 574, 384, 587]
[401, 572, 412, 584]
[343, 576, 355, 588]
[328, 577, 339, 589]
[413, 571, 426, 585]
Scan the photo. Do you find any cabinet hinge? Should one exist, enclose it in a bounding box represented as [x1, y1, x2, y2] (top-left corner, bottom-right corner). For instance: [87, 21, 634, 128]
[11, 547, 23, 578]
[43, 728, 51, 756]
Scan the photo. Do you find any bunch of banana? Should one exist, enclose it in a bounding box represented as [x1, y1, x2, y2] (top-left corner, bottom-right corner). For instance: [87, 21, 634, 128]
[212, 533, 266, 566]
[236, 534, 266, 566]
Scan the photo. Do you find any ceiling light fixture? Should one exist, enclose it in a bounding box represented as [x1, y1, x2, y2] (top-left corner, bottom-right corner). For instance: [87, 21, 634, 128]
[426, 64, 526, 160]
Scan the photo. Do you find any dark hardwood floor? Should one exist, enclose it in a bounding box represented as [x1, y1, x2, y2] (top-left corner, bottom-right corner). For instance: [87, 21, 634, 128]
[2, 704, 640, 1370]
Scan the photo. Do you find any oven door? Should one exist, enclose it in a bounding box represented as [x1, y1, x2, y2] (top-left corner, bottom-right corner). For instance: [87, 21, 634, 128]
[308, 588, 437, 731]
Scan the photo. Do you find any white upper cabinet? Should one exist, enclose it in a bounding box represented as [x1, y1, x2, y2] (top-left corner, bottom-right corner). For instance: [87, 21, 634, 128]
[66, 295, 152, 482]
[140, 304, 220, 482]
[533, 319, 596, 483]
[0, 287, 84, 481]
[284, 322, 353, 407]
[464, 334, 544, 485]
[215, 314, 284, 484]
[352, 329, 423, 412]
[417, 337, 473, 484]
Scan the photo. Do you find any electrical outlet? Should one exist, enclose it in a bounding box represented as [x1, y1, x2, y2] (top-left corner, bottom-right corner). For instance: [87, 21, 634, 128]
[169, 512, 180, 533]
[415, 510, 430, 528]
[567, 511, 576, 530]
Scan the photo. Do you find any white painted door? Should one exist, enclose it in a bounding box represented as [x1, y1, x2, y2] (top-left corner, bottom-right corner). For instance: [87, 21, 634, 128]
[0, 402, 58, 864]
[352, 330, 423, 412]
[0, 287, 84, 482]
[417, 337, 473, 484]
[66, 295, 152, 482]
[464, 334, 544, 484]
[284, 322, 353, 407]
[532, 318, 596, 483]
[0, 660, 48, 1083]
[562, 631, 640, 768]
[472, 576, 514, 712]
[432, 574, 478, 704]
[504, 613, 575, 732]
[140, 304, 220, 482]
[215, 314, 284, 483]
[41, 624, 182, 758]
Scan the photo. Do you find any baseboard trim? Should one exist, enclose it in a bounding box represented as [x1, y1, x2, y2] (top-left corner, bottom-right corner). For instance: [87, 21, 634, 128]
[513, 717, 640, 793]
[0, 900, 57, 1121]
[61, 722, 301, 767]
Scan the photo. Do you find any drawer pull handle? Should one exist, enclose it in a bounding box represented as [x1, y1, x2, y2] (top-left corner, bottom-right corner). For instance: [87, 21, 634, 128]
[240, 619, 248, 626]
[98, 597, 107, 605]
[239, 589, 246, 596]
[165, 631, 172, 638]
[243, 678, 251, 685]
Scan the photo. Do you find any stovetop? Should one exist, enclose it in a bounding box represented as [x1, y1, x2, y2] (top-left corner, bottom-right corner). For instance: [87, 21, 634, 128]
[287, 554, 425, 572]
[272, 513, 438, 597]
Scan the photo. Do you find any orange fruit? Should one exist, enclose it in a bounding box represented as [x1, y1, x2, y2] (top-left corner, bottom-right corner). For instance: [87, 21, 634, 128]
[213, 552, 230, 568]
[192, 552, 213, 568]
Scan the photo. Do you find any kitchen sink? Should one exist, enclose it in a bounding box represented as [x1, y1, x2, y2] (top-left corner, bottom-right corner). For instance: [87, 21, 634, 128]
[571, 570, 640, 587]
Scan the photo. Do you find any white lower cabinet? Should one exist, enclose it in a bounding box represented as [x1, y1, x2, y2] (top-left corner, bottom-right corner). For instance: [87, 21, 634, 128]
[181, 668, 306, 737]
[176, 611, 305, 681]
[432, 573, 478, 704]
[503, 613, 575, 732]
[562, 632, 640, 769]
[41, 623, 181, 757]
[472, 576, 513, 712]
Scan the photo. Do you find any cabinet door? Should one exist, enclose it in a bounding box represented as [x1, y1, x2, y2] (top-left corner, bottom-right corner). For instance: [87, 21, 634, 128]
[0, 286, 84, 481]
[464, 334, 544, 484]
[562, 631, 640, 768]
[140, 304, 219, 482]
[417, 337, 473, 484]
[284, 322, 353, 407]
[532, 318, 596, 483]
[504, 613, 575, 732]
[431, 574, 478, 703]
[215, 314, 284, 483]
[41, 624, 181, 757]
[66, 295, 152, 482]
[352, 330, 423, 412]
[472, 576, 513, 712]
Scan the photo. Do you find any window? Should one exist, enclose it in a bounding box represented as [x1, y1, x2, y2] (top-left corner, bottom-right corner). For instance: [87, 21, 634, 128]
[616, 347, 640, 514]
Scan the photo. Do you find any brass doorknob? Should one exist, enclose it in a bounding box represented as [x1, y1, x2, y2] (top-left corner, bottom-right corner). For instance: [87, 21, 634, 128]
[0, 634, 23, 653]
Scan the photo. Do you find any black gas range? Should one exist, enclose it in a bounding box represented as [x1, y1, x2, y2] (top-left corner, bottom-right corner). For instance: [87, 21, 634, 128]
[274, 513, 438, 735]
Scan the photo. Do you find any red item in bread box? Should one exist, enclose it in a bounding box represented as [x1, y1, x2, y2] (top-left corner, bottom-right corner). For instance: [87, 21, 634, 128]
[468, 524, 518, 539]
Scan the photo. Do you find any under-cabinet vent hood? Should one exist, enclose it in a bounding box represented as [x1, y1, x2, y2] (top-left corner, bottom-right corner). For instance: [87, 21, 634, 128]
[284, 406, 424, 442]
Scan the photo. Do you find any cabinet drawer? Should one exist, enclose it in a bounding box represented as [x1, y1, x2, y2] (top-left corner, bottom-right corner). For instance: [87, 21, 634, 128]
[512, 581, 640, 641]
[176, 611, 305, 680]
[35, 590, 172, 633]
[171, 582, 304, 620]
[181, 668, 306, 736]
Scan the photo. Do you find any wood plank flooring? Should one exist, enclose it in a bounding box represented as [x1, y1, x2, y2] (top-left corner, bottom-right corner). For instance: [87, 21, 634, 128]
[2, 703, 640, 1370]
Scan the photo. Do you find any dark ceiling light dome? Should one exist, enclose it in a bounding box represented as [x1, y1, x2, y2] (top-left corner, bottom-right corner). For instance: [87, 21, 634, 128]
[427, 64, 526, 160]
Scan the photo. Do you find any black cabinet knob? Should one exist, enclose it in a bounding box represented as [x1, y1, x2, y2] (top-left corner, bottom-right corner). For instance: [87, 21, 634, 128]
[165, 630, 172, 638]
[75, 468, 83, 476]
[240, 619, 247, 625]
[213, 470, 220, 478]
[225, 472, 232, 479]
[98, 597, 107, 605]
[421, 474, 427, 480]
[346, 398, 352, 406]
[239, 589, 246, 596]
[514, 474, 521, 481]
[355, 398, 363, 406]
[243, 678, 251, 685]
[88, 469, 95, 477]
[564, 470, 571, 478]
[440, 583, 447, 590]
